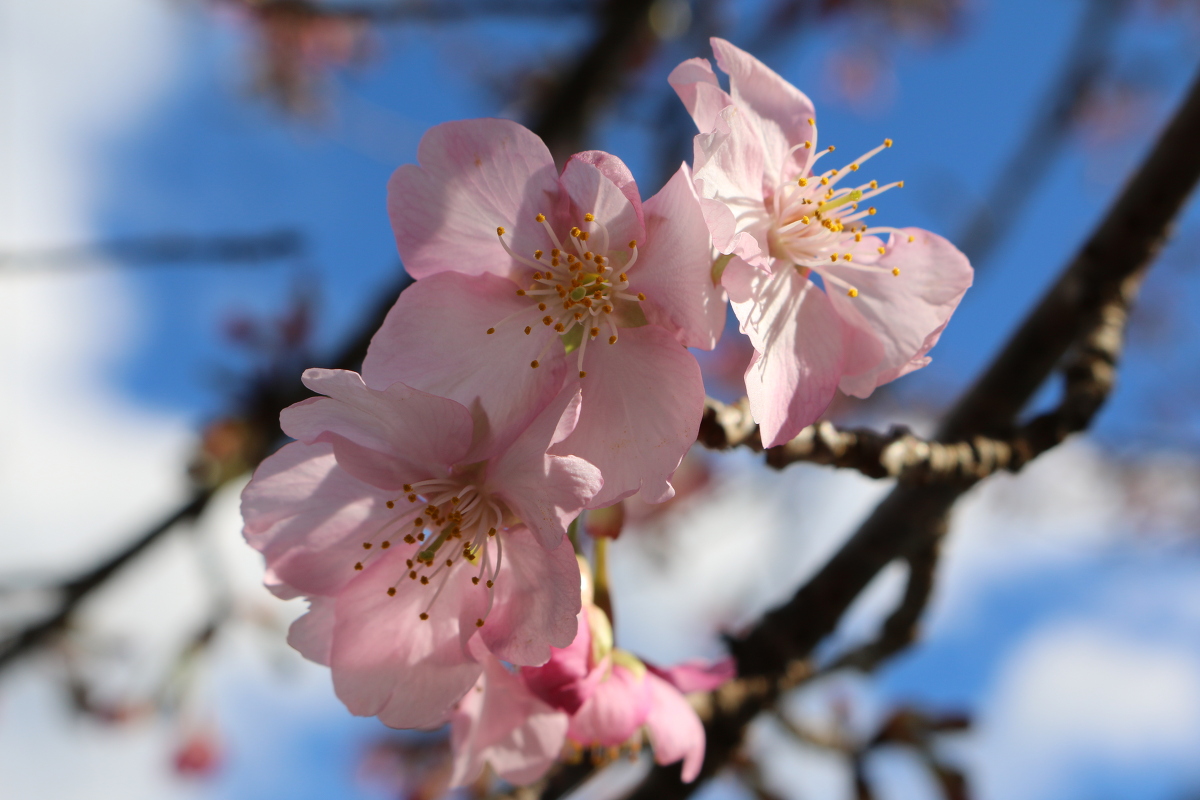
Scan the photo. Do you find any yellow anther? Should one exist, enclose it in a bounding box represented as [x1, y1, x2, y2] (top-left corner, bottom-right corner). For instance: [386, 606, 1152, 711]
[636, 292, 645, 301]
[800, 216, 810, 224]
[830, 253, 838, 262]
[884, 138, 893, 147]
[362, 542, 372, 550]
[496, 226, 505, 236]
[419, 612, 428, 620]
[531, 360, 540, 368]
[584, 252, 593, 260]
[543, 316, 553, 325]
[570, 227, 581, 237]
[827, 145, 836, 152]
[892, 267, 901, 276]
[580, 231, 589, 241]
[868, 207, 877, 216]
[387, 587, 396, 596]
[472, 577, 480, 585]
[590, 327, 600, 337]
[535, 213, 546, 222]
[534, 250, 543, 259]
[878, 246, 886, 254]
[850, 164, 859, 171]
[584, 213, 595, 222]
[898, 181, 905, 188]
[870, 180, 878, 189]
[619, 272, 628, 282]
[820, 177, 829, 186]
[551, 248, 560, 257]
[843, 254, 853, 261]
[847, 288, 859, 298]
[908, 235, 915, 242]
[354, 562, 363, 570]
[854, 233, 862, 242]
[608, 335, 617, 344]
[804, 140, 812, 148]
[538, 302, 547, 311]
[386, 500, 395, 509]
[381, 541, 391, 549]
[579, 370, 587, 378]
[555, 323, 565, 332]
[475, 619, 485, 628]
[831, 168, 839, 175]
[628, 240, 637, 248]
[524, 326, 532, 335]
[516, 289, 526, 296]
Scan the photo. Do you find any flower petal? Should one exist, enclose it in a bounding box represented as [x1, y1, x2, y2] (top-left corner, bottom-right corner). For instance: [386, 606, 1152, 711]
[331, 547, 487, 729]
[567, 663, 652, 747]
[825, 228, 973, 398]
[692, 106, 770, 268]
[644, 672, 706, 782]
[710, 37, 816, 182]
[287, 597, 337, 666]
[489, 386, 603, 550]
[559, 155, 645, 252]
[280, 370, 474, 491]
[635, 163, 727, 350]
[362, 272, 567, 461]
[388, 118, 560, 280]
[570, 150, 645, 233]
[725, 259, 848, 447]
[242, 441, 406, 598]
[554, 326, 706, 507]
[668, 56, 734, 134]
[521, 611, 595, 714]
[647, 657, 736, 694]
[481, 528, 581, 667]
[450, 656, 568, 787]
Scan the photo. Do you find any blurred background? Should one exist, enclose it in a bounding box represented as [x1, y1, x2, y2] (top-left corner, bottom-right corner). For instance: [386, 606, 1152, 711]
[2, 0, 1200, 798]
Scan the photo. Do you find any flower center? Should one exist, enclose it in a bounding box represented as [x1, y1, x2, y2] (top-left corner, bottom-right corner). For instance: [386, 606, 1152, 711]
[489, 212, 647, 379]
[768, 123, 915, 297]
[353, 477, 506, 627]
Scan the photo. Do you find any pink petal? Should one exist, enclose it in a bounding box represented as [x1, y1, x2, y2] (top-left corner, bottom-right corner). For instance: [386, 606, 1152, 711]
[710, 37, 816, 182]
[644, 672, 706, 782]
[362, 272, 567, 462]
[280, 369, 474, 491]
[691, 106, 770, 268]
[553, 326, 706, 507]
[825, 228, 973, 398]
[489, 387, 603, 550]
[570, 150, 645, 233]
[388, 118, 560, 280]
[287, 597, 336, 666]
[521, 611, 595, 714]
[725, 259, 849, 447]
[635, 163, 727, 350]
[567, 663, 652, 747]
[647, 657, 736, 693]
[242, 441, 406, 598]
[667, 56, 734, 134]
[480, 528, 582, 667]
[331, 546, 487, 729]
[559, 155, 645, 252]
[450, 656, 568, 787]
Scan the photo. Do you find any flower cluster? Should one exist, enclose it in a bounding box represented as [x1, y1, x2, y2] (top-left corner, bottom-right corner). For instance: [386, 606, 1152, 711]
[240, 37, 971, 788]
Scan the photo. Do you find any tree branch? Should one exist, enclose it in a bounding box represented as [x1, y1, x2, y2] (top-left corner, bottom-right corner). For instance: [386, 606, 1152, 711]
[609, 59, 1200, 800]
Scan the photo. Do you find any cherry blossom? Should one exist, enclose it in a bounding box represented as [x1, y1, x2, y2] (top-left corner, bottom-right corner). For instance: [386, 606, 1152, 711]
[241, 369, 601, 729]
[370, 118, 725, 507]
[670, 38, 974, 447]
[450, 559, 734, 785]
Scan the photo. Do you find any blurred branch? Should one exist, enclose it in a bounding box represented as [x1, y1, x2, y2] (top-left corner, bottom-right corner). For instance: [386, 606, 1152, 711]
[0, 229, 304, 273]
[220, 0, 590, 23]
[588, 58, 1200, 800]
[957, 0, 1128, 267]
[0, 489, 214, 672]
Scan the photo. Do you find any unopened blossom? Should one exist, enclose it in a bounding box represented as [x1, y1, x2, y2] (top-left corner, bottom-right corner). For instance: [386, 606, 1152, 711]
[367, 118, 725, 507]
[670, 38, 974, 447]
[450, 559, 734, 785]
[241, 369, 601, 728]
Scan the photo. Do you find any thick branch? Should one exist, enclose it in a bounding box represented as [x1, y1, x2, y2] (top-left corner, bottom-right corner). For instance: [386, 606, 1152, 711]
[615, 61, 1200, 800]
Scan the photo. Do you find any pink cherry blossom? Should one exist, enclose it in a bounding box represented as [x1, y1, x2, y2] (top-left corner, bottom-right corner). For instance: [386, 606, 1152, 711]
[670, 38, 974, 447]
[241, 369, 602, 729]
[450, 561, 734, 785]
[369, 118, 725, 507]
